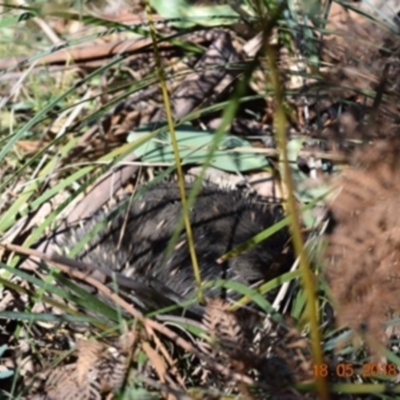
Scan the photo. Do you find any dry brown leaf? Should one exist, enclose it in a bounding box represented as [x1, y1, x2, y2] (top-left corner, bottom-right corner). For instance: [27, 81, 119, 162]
[141, 341, 167, 383]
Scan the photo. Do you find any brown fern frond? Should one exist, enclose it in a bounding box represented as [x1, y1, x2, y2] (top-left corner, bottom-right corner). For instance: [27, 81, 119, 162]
[325, 137, 400, 344]
[96, 346, 127, 393]
[28, 338, 129, 399]
[202, 298, 245, 359]
[75, 339, 103, 386]
[202, 300, 272, 391]
[42, 363, 100, 400]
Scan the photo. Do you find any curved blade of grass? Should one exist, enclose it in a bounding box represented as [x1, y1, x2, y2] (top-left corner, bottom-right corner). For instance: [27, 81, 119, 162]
[0, 263, 119, 321]
[145, 1, 203, 303]
[0, 135, 76, 230]
[6, 127, 160, 258]
[230, 269, 301, 313]
[0, 10, 38, 29]
[0, 274, 110, 329]
[0, 311, 103, 325]
[0, 39, 151, 167]
[220, 189, 329, 262]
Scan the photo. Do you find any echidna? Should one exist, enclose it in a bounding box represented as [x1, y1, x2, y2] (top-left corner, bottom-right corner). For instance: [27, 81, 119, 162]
[55, 181, 293, 314]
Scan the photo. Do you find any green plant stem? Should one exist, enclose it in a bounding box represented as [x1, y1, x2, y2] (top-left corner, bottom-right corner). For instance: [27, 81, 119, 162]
[265, 46, 329, 399]
[144, 2, 203, 304]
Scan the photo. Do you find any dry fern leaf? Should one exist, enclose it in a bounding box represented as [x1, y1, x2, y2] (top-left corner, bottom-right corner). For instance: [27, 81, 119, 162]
[75, 339, 104, 387]
[44, 364, 101, 400]
[95, 346, 127, 393]
[325, 138, 400, 343]
[28, 339, 128, 399]
[202, 298, 245, 358]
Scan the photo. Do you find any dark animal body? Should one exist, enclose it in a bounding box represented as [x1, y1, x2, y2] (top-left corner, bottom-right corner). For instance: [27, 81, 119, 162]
[59, 182, 293, 309]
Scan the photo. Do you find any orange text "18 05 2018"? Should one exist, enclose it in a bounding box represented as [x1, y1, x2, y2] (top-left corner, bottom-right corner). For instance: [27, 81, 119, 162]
[313, 363, 398, 378]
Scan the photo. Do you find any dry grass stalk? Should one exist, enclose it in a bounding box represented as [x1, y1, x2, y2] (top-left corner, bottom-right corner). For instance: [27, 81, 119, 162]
[325, 137, 400, 344]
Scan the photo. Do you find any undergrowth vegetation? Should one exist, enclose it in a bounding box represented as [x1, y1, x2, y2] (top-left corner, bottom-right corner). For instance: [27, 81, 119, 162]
[1, 0, 400, 399]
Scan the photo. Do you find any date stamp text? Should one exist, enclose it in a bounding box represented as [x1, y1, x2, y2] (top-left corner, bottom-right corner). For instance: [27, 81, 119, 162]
[313, 363, 398, 378]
